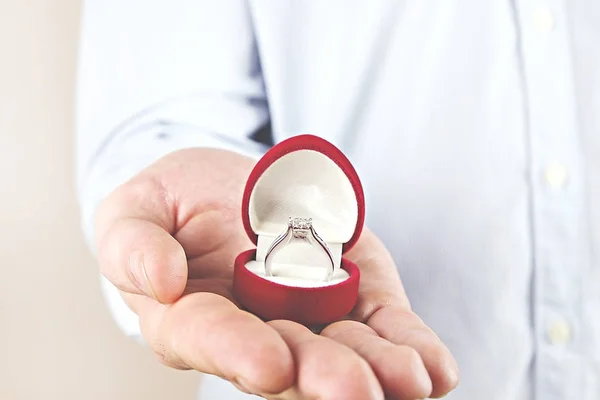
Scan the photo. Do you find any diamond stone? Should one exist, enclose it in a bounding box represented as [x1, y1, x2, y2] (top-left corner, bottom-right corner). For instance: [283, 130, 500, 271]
[290, 217, 312, 230]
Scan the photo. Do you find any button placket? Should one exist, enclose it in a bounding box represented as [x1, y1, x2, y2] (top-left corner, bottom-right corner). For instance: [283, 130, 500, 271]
[514, 0, 586, 399]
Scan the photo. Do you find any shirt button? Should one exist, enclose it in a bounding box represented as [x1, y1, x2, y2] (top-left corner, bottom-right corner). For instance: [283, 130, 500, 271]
[533, 6, 555, 32]
[547, 320, 571, 345]
[545, 163, 568, 188]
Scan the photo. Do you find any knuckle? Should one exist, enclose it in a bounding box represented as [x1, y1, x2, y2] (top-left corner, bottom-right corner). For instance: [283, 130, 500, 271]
[428, 341, 453, 368]
[401, 346, 425, 372]
[151, 341, 190, 370]
[96, 174, 173, 236]
[327, 357, 371, 394]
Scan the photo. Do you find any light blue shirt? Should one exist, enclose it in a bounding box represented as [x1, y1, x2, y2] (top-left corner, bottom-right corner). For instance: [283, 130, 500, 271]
[76, 1, 600, 399]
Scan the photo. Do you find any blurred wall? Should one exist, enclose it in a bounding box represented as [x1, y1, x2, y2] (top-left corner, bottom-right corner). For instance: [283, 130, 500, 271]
[0, 1, 198, 399]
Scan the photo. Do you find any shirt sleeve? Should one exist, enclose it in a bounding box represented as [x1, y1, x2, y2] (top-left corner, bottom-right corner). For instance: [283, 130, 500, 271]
[75, 0, 269, 339]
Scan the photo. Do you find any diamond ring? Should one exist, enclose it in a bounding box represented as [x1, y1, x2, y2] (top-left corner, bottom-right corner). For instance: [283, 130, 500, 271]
[264, 217, 335, 281]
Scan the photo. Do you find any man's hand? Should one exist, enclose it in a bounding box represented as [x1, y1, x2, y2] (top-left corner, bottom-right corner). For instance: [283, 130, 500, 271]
[94, 148, 459, 400]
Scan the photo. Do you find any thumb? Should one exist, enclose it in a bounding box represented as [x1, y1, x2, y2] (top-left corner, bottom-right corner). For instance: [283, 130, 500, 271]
[94, 178, 188, 304]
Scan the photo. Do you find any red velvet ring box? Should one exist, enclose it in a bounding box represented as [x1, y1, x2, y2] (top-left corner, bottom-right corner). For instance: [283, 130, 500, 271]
[233, 134, 365, 325]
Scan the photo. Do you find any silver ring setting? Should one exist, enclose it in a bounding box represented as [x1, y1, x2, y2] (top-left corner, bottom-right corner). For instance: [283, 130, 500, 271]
[264, 217, 335, 281]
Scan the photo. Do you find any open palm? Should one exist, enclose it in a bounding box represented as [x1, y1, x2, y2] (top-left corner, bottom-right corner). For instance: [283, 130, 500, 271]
[94, 148, 458, 400]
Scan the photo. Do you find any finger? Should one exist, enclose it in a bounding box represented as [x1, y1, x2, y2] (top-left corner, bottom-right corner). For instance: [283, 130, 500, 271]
[181, 277, 236, 303]
[343, 228, 411, 320]
[322, 321, 432, 400]
[268, 320, 384, 400]
[95, 178, 188, 303]
[345, 229, 459, 396]
[123, 291, 296, 395]
[368, 306, 460, 398]
[97, 217, 187, 303]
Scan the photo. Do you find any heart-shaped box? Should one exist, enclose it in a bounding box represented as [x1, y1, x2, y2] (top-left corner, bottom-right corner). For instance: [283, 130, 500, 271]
[233, 134, 365, 325]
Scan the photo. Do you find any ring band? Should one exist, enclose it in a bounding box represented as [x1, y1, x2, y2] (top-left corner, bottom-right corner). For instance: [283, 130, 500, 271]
[264, 217, 335, 281]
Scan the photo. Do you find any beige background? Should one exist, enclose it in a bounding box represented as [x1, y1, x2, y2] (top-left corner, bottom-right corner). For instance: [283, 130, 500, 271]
[0, 1, 198, 399]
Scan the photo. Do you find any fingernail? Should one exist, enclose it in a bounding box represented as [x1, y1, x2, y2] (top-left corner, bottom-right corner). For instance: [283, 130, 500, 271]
[129, 251, 160, 302]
